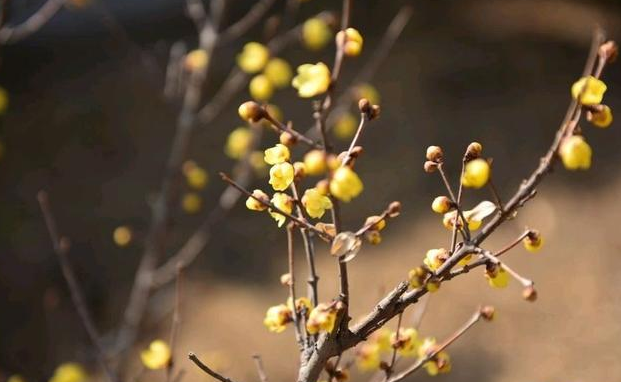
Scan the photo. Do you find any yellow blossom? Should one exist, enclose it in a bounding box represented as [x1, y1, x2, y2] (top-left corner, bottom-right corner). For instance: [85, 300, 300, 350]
[49, 363, 87, 382]
[264, 143, 290, 165]
[329, 167, 363, 202]
[225, 127, 253, 159]
[292, 62, 331, 98]
[237, 42, 270, 73]
[184, 49, 209, 71]
[523, 233, 544, 253]
[431, 196, 452, 214]
[303, 150, 327, 176]
[263, 304, 293, 333]
[588, 105, 613, 128]
[426, 279, 441, 293]
[302, 18, 333, 51]
[364, 230, 382, 245]
[355, 343, 381, 371]
[336, 28, 363, 57]
[391, 327, 421, 357]
[249, 74, 274, 101]
[141, 340, 172, 370]
[264, 58, 292, 89]
[485, 267, 510, 288]
[423, 248, 449, 271]
[269, 162, 294, 191]
[184, 163, 209, 190]
[113, 226, 132, 247]
[182, 192, 202, 214]
[571, 76, 607, 105]
[353, 83, 380, 105]
[461, 158, 490, 189]
[246, 189, 269, 211]
[370, 327, 392, 352]
[238, 101, 264, 122]
[287, 296, 313, 316]
[249, 151, 268, 176]
[306, 303, 337, 334]
[0, 87, 8, 115]
[418, 338, 452, 376]
[333, 112, 357, 140]
[559, 135, 592, 170]
[408, 267, 427, 289]
[364, 215, 386, 231]
[302, 188, 333, 218]
[269, 192, 294, 227]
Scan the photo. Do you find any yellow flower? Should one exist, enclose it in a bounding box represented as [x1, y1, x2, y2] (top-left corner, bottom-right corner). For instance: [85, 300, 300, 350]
[391, 327, 421, 357]
[264, 58, 292, 89]
[0, 87, 8, 115]
[302, 18, 333, 51]
[485, 267, 510, 288]
[523, 232, 544, 253]
[431, 196, 452, 214]
[364, 215, 386, 231]
[461, 158, 490, 189]
[329, 167, 363, 202]
[141, 340, 172, 370]
[263, 304, 293, 333]
[183, 163, 209, 190]
[423, 248, 449, 271]
[287, 296, 313, 316]
[182, 192, 202, 214]
[408, 266, 427, 289]
[426, 279, 441, 293]
[184, 49, 209, 71]
[418, 338, 452, 376]
[370, 327, 393, 352]
[302, 188, 333, 218]
[306, 303, 337, 334]
[269, 192, 294, 227]
[353, 83, 380, 105]
[249, 151, 268, 176]
[333, 112, 357, 140]
[303, 150, 327, 176]
[49, 363, 87, 382]
[225, 127, 253, 159]
[269, 162, 295, 191]
[264, 143, 290, 165]
[249, 74, 274, 101]
[292, 62, 331, 98]
[559, 135, 592, 170]
[336, 28, 363, 57]
[571, 76, 607, 105]
[113, 226, 132, 247]
[246, 189, 269, 211]
[355, 343, 381, 371]
[588, 105, 613, 128]
[237, 42, 270, 73]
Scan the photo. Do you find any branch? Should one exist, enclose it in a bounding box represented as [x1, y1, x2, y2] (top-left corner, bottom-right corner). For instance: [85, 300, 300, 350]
[0, 0, 66, 44]
[189, 352, 240, 382]
[37, 191, 119, 382]
[218, 0, 278, 45]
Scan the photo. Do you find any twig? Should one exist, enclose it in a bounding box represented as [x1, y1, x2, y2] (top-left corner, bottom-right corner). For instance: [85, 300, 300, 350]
[287, 223, 305, 349]
[437, 163, 470, 242]
[252, 354, 269, 382]
[383, 312, 403, 380]
[166, 265, 184, 382]
[386, 309, 483, 382]
[478, 250, 533, 288]
[341, 113, 369, 166]
[189, 352, 240, 382]
[0, 0, 66, 44]
[217, 0, 278, 45]
[37, 191, 119, 382]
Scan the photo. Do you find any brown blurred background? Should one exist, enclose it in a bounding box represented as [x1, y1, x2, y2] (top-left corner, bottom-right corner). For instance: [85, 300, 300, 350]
[1, 0, 621, 381]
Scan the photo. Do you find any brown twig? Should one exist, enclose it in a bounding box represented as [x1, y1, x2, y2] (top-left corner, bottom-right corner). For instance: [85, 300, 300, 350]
[189, 352, 240, 382]
[252, 354, 269, 382]
[166, 265, 184, 382]
[341, 113, 369, 166]
[287, 223, 305, 349]
[383, 312, 403, 380]
[37, 191, 119, 382]
[217, 0, 278, 45]
[0, 0, 66, 44]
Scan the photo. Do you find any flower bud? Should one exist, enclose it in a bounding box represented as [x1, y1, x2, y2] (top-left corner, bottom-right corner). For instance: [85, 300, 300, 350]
[523, 230, 544, 253]
[358, 98, 371, 114]
[586, 104, 613, 128]
[279, 131, 297, 146]
[426, 278, 441, 293]
[316, 179, 330, 195]
[461, 158, 490, 188]
[426, 146, 443, 162]
[293, 161, 306, 179]
[387, 201, 402, 218]
[522, 285, 537, 302]
[364, 215, 386, 231]
[408, 266, 428, 289]
[280, 273, 292, 286]
[238, 101, 265, 122]
[364, 230, 382, 245]
[431, 196, 452, 214]
[480, 305, 495, 321]
[465, 142, 483, 160]
[599, 40, 618, 64]
[559, 135, 592, 170]
[304, 150, 328, 176]
[424, 161, 438, 173]
[369, 104, 381, 120]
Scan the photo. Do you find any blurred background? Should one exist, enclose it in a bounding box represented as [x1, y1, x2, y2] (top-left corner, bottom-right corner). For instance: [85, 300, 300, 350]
[1, 0, 621, 381]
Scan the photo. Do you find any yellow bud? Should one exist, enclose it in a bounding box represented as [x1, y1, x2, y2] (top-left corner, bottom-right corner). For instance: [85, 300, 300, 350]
[587, 104, 613, 128]
[364, 230, 382, 245]
[425, 146, 443, 162]
[141, 340, 172, 370]
[304, 150, 327, 176]
[426, 278, 441, 293]
[237, 101, 264, 122]
[249, 74, 274, 101]
[329, 166, 363, 202]
[356, 343, 382, 371]
[485, 267, 509, 288]
[225, 127, 253, 159]
[353, 83, 380, 105]
[423, 248, 449, 271]
[302, 18, 333, 51]
[333, 112, 358, 140]
[461, 158, 490, 188]
[408, 266, 428, 289]
[184, 165, 209, 190]
[523, 231, 544, 253]
[246, 189, 269, 211]
[336, 28, 363, 57]
[306, 303, 337, 334]
[571, 76, 607, 105]
[292, 62, 331, 98]
[364, 215, 386, 231]
[264, 58, 293, 89]
[431, 196, 452, 214]
[182, 192, 202, 214]
[559, 135, 592, 170]
[49, 363, 87, 382]
[237, 42, 270, 73]
[184, 49, 209, 71]
[263, 304, 292, 333]
[113, 226, 132, 247]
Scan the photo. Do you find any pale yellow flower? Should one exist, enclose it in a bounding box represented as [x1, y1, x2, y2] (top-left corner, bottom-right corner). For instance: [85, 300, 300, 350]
[225, 127, 253, 159]
[246, 189, 269, 211]
[302, 18, 333, 51]
[264, 143, 290, 165]
[329, 167, 363, 202]
[559, 135, 592, 170]
[264, 58, 293, 89]
[141, 340, 172, 370]
[263, 304, 292, 333]
[336, 28, 363, 56]
[306, 303, 337, 334]
[292, 63, 331, 98]
[571, 76, 607, 105]
[269, 192, 294, 227]
[249, 74, 274, 101]
[302, 188, 333, 218]
[237, 42, 270, 73]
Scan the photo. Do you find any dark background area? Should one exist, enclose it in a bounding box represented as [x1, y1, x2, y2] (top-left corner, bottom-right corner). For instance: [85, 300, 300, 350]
[0, 0, 620, 380]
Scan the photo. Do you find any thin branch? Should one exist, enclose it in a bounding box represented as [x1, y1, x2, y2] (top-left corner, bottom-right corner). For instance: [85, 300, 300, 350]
[341, 113, 369, 166]
[287, 223, 305, 349]
[0, 0, 66, 44]
[189, 352, 240, 382]
[478, 250, 534, 288]
[37, 191, 119, 382]
[252, 354, 269, 382]
[166, 265, 184, 382]
[218, 0, 278, 45]
[383, 312, 403, 380]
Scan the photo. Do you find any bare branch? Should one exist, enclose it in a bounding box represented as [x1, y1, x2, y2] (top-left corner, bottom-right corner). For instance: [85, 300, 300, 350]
[218, 0, 278, 45]
[0, 0, 66, 44]
[252, 354, 269, 382]
[189, 352, 240, 382]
